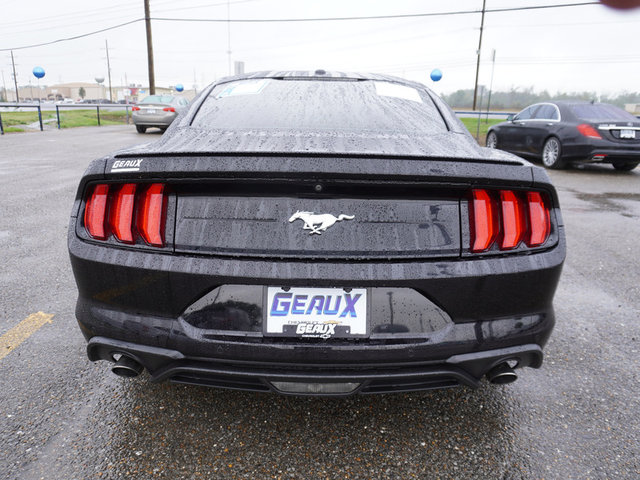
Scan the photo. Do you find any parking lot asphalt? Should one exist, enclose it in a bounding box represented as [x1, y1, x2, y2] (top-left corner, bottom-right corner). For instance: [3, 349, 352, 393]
[1, 126, 639, 479]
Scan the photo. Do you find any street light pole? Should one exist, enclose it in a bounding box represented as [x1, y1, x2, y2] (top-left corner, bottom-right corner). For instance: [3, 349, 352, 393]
[472, 0, 486, 111]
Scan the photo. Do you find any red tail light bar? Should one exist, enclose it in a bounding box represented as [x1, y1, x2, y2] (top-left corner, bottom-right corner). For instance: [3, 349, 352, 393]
[470, 189, 551, 253]
[131, 106, 140, 111]
[83, 183, 167, 247]
[163, 107, 176, 112]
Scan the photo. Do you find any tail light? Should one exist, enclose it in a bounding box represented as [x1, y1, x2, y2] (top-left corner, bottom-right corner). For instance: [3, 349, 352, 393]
[83, 183, 167, 247]
[470, 189, 552, 253]
[137, 184, 166, 247]
[84, 184, 110, 240]
[577, 123, 601, 139]
[163, 107, 176, 112]
[132, 106, 140, 111]
[470, 190, 498, 252]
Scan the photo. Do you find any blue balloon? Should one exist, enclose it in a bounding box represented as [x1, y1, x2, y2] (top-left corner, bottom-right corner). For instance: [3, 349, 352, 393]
[430, 69, 443, 82]
[33, 66, 45, 79]
[175, 83, 184, 92]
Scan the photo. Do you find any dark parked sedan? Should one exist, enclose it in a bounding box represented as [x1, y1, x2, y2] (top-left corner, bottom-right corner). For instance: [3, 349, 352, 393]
[69, 71, 565, 396]
[487, 101, 640, 171]
[132, 94, 189, 133]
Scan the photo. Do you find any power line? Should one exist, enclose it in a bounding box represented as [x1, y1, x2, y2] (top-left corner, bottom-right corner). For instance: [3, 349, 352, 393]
[0, 19, 143, 52]
[151, 3, 600, 24]
[0, 2, 600, 51]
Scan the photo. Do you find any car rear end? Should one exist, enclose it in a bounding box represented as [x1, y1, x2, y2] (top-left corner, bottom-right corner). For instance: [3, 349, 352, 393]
[69, 73, 565, 395]
[69, 154, 564, 395]
[564, 102, 640, 168]
[132, 95, 178, 129]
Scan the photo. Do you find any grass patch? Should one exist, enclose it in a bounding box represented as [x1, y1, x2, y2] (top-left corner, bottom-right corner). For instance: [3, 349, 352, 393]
[57, 109, 129, 128]
[460, 117, 503, 145]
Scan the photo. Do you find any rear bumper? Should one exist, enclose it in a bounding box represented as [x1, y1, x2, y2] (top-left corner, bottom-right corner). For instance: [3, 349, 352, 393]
[88, 336, 544, 395]
[70, 228, 564, 394]
[132, 112, 176, 127]
[563, 140, 640, 163]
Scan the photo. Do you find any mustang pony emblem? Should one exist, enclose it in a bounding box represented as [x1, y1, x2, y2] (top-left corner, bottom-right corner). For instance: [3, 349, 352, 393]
[288, 211, 355, 235]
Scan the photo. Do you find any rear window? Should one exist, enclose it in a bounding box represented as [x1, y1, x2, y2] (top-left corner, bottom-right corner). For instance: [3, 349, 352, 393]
[141, 95, 174, 104]
[191, 78, 448, 134]
[571, 104, 637, 122]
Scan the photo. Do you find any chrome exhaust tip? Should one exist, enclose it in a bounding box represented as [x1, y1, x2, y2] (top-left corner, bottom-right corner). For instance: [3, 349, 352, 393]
[111, 354, 144, 378]
[487, 362, 518, 385]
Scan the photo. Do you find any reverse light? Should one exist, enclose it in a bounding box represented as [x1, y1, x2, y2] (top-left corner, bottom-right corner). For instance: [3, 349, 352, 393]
[82, 182, 167, 248]
[163, 107, 176, 112]
[577, 123, 601, 139]
[469, 189, 552, 253]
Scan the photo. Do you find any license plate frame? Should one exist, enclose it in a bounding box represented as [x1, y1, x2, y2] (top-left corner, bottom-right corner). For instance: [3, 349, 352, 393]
[620, 129, 636, 139]
[264, 286, 368, 339]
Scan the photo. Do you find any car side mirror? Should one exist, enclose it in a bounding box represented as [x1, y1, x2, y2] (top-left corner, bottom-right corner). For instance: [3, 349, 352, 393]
[507, 114, 514, 122]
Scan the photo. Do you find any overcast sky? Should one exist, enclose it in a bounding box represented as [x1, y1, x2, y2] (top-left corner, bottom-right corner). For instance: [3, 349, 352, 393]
[1, 0, 639, 95]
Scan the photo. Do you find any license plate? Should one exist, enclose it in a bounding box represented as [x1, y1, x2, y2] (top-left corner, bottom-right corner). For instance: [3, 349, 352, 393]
[620, 129, 635, 139]
[265, 287, 367, 338]
[145, 109, 156, 114]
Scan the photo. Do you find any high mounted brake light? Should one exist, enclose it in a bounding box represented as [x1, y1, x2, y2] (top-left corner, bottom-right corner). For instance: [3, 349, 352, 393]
[470, 189, 552, 253]
[83, 182, 167, 247]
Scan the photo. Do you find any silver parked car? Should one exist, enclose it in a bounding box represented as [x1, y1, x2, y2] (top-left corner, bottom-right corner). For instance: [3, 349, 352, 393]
[132, 95, 189, 133]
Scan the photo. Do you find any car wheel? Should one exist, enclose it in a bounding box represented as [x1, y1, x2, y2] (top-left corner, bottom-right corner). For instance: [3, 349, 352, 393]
[541, 137, 566, 169]
[612, 161, 639, 171]
[136, 126, 147, 134]
[486, 131, 498, 149]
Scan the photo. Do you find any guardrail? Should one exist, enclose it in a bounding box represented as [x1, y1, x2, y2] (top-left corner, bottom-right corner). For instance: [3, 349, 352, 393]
[0, 103, 132, 134]
[54, 104, 132, 129]
[0, 104, 44, 134]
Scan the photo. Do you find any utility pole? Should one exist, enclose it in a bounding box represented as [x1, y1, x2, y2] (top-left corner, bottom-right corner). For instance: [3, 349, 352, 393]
[144, 0, 156, 95]
[227, 0, 232, 75]
[1, 70, 7, 102]
[105, 39, 113, 102]
[11, 50, 19, 102]
[472, 0, 486, 111]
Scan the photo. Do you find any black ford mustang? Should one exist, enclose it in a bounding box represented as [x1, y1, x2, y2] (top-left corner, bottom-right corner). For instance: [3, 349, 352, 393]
[68, 71, 565, 396]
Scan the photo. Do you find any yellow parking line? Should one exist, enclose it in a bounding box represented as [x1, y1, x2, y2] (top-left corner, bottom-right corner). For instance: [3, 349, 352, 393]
[0, 312, 54, 361]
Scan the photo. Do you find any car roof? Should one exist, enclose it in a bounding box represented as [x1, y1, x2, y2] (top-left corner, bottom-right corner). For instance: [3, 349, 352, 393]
[215, 70, 428, 90]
